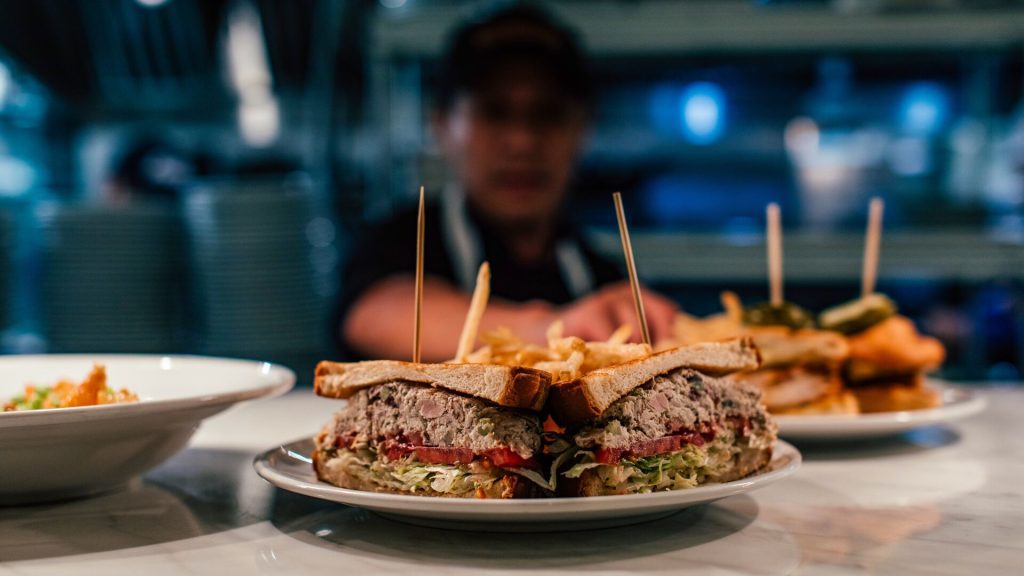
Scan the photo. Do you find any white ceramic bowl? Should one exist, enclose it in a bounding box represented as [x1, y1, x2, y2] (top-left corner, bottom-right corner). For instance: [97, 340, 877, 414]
[0, 355, 294, 505]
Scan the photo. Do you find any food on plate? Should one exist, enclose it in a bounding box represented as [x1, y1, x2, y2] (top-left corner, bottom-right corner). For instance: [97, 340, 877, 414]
[464, 320, 651, 383]
[837, 308, 945, 413]
[2, 364, 137, 412]
[547, 338, 778, 496]
[818, 293, 897, 335]
[667, 292, 857, 415]
[312, 360, 553, 498]
[743, 300, 815, 330]
[734, 327, 856, 415]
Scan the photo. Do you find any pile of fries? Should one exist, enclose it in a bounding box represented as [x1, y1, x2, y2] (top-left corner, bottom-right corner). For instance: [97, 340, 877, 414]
[660, 292, 746, 349]
[463, 321, 651, 382]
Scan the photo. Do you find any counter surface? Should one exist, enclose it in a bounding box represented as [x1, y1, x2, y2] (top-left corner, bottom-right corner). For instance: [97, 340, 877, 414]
[2, 386, 1020, 575]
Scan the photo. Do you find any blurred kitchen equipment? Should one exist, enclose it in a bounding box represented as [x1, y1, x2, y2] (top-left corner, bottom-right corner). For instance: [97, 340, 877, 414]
[0, 209, 11, 333]
[35, 202, 182, 353]
[182, 174, 334, 380]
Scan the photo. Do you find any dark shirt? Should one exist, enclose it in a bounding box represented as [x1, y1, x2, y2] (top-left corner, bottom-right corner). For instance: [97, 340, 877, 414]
[335, 198, 623, 358]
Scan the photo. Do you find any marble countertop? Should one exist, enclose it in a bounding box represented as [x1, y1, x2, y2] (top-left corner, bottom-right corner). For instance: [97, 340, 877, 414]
[2, 386, 1021, 575]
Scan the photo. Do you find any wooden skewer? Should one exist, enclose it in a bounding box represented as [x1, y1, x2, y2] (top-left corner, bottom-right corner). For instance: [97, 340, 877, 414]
[861, 197, 884, 298]
[455, 261, 491, 362]
[612, 192, 651, 346]
[766, 203, 783, 307]
[413, 186, 425, 363]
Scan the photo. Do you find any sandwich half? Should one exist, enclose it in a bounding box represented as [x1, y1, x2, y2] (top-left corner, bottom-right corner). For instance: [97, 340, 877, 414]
[313, 360, 552, 498]
[547, 339, 777, 496]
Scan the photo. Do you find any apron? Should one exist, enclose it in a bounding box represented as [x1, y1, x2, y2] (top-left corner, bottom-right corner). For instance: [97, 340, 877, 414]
[439, 184, 595, 299]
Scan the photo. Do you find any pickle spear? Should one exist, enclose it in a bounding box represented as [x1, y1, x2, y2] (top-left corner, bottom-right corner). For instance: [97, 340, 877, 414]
[818, 293, 897, 335]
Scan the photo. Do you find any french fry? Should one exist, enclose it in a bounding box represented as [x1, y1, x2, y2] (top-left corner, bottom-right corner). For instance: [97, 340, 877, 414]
[454, 262, 491, 362]
[607, 324, 632, 345]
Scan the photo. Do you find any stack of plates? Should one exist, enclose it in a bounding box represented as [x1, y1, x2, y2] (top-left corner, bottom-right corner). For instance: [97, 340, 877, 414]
[183, 177, 331, 366]
[36, 203, 182, 353]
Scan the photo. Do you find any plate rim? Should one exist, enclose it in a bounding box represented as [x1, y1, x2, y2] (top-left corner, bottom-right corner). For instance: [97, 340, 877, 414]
[773, 381, 986, 435]
[253, 437, 801, 515]
[0, 354, 295, 428]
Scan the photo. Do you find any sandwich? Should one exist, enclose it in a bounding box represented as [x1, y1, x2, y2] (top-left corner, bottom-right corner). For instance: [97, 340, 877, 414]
[547, 338, 777, 496]
[668, 292, 857, 415]
[820, 294, 945, 412]
[313, 360, 553, 498]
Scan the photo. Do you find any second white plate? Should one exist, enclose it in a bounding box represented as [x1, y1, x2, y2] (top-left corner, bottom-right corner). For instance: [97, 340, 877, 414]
[775, 383, 986, 441]
[254, 438, 801, 532]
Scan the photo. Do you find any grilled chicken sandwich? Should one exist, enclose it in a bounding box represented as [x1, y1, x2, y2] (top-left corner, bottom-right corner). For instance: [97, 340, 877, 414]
[737, 327, 857, 415]
[842, 315, 945, 412]
[313, 360, 552, 498]
[820, 294, 946, 413]
[547, 339, 777, 496]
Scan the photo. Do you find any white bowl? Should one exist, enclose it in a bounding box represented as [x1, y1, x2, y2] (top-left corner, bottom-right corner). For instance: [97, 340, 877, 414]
[0, 355, 294, 505]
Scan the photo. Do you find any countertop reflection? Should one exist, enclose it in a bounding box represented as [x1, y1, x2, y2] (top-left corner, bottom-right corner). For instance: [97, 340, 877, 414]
[1, 386, 1021, 575]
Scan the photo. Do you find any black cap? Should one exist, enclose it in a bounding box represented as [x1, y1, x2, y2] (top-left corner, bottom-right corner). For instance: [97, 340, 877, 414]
[435, 3, 594, 111]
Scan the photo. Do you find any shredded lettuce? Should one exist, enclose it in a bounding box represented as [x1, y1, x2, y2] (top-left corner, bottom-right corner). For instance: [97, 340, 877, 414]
[561, 430, 749, 494]
[332, 446, 528, 496]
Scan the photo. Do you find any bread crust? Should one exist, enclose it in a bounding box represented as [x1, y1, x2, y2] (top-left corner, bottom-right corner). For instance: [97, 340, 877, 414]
[549, 339, 760, 428]
[314, 360, 551, 411]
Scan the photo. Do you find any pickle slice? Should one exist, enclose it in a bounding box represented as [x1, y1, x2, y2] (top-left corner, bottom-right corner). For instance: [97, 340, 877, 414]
[818, 293, 897, 335]
[743, 301, 815, 329]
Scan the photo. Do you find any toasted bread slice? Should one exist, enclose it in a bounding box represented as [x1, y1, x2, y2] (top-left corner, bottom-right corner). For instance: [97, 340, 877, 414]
[749, 327, 850, 369]
[548, 338, 760, 428]
[314, 360, 551, 411]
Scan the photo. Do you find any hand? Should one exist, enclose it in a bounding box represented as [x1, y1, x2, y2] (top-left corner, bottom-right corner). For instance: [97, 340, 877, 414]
[557, 281, 678, 344]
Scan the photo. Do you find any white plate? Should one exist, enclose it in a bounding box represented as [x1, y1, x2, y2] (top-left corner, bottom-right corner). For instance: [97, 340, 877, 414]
[775, 383, 986, 441]
[253, 438, 801, 532]
[0, 355, 294, 505]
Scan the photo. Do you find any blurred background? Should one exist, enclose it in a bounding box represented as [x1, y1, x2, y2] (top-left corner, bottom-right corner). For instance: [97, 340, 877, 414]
[1, 0, 1023, 384]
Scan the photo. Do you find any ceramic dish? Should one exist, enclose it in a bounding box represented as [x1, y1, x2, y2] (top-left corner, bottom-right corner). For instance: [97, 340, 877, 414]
[0, 355, 294, 505]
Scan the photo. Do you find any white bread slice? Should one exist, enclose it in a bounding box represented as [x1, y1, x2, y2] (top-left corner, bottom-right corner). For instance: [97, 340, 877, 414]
[314, 360, 551, 411]
[549, 338, 760, 428]
[748, 327, 849, 368]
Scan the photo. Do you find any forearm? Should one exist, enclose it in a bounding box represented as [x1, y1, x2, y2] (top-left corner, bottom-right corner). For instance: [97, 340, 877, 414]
[343, 276, 555, 362]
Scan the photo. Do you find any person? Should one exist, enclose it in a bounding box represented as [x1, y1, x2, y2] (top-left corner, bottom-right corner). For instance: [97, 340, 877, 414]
[338, 4, 677, 361]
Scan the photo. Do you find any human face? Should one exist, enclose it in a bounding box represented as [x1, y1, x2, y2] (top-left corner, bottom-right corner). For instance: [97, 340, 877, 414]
[436, 67, 588, 227]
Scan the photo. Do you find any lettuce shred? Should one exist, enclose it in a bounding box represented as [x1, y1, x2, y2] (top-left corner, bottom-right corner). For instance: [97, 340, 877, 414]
[334, 445, 506, 496]
[561, 429, 750, 494]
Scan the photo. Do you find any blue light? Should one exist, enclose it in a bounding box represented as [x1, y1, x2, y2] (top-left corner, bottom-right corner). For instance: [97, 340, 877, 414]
[899, 82, 949, 136]
[680, 82, 726, 145]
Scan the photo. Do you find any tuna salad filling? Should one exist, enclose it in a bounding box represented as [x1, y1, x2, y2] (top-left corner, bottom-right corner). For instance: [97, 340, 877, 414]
[318, 381, 542, 461]
[573, 368, 771, 450]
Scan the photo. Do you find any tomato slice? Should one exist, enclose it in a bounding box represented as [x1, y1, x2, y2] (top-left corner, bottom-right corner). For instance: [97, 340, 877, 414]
[482, 448, 538, 469]
[593, 431, 706, 464]
[379, 441, 538, 469]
